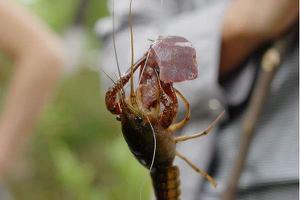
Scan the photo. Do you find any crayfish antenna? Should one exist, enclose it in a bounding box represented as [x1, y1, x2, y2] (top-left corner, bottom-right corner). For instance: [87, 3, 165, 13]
[112, 0, 122, 83]
[175, 151, 217, 188]
[128, 0, 136, 103]
[112, 0, 126, 107]
[100, 68, 116, 84]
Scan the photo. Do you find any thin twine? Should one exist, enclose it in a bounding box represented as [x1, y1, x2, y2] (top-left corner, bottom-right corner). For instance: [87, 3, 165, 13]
[139, 116, 157, 200]
[138, 1, 164, 197]
[146, 116, 157, 175]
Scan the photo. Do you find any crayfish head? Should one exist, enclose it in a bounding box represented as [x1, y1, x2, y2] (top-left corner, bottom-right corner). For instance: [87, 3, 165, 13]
[119, 101, 175, 169]
[121, 102, 146, 129]
[119, 104, 156, 167]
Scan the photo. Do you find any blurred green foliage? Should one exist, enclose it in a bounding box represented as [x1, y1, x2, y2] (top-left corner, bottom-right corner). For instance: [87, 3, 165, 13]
[3, 0, 151, 199]
[8, 70, 151, 200]
[16, 0, 108, 32]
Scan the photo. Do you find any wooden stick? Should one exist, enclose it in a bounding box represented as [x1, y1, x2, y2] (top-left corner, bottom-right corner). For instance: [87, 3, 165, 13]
[221, 30, 297, 200]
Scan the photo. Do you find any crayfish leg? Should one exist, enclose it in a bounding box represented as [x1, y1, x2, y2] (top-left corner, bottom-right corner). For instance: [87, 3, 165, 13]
[105, 56, 146, 114]
[158, 82, 178, 128]
[174, 111, 225, 143]
[175, 151, 217, 188]
[167, 88, 191, 132]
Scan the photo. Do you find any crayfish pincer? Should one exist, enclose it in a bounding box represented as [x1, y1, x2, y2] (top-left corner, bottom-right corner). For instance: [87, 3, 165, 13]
[105, 36, 224, 200]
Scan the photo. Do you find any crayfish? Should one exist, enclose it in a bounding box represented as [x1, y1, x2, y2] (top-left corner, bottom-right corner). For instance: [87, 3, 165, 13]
[105, 35, 224, 200]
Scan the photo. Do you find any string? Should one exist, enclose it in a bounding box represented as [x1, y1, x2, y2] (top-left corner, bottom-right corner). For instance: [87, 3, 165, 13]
[139, 116, 157, 200]
[138, 1, 165, 198]
[147, 116, 157, 175]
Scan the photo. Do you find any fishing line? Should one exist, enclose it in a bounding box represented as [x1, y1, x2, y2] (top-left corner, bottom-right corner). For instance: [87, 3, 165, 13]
[147, 116, 157, 175]
[139, 116, 157, 200]
[139, 1, 164, 198]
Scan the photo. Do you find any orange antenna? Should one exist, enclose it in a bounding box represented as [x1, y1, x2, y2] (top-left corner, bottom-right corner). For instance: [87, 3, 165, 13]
[128, 0, 135, 100]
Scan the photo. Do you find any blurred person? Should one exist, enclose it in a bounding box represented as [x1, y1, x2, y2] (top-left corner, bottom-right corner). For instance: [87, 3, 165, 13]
[0, 0, 64, 189]
[97, 0, 298, 200]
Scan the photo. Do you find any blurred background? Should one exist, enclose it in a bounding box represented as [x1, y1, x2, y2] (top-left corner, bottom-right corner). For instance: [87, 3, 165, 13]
[0, 0, 151, 199]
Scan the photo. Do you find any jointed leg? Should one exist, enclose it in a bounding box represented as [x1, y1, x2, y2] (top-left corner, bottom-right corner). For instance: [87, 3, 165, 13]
[168, 88, 191, 132]
[175, 111, 225, 143]
[158, 82, 179, 128]
[176, 151, 217, 188]
[105, 56, 146, 114]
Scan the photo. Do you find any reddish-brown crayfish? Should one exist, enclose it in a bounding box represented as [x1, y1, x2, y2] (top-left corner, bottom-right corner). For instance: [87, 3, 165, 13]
[105, 36, 224, 200]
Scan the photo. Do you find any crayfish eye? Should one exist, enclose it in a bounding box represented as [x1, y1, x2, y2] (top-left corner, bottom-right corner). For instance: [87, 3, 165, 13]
[116, 115, 121, 121]
[134, 116, 143, 123]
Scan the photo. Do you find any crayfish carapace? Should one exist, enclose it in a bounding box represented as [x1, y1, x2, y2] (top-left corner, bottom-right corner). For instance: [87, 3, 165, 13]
[105, 35, 224, 200]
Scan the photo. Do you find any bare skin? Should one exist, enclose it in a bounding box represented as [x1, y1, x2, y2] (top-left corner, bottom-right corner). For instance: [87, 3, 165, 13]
[0, 0, 64, 177]
[220, 0, 298, 77]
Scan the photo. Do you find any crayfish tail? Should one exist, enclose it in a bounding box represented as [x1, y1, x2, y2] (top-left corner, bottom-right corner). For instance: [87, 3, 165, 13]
[150, 166, 181, 200]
